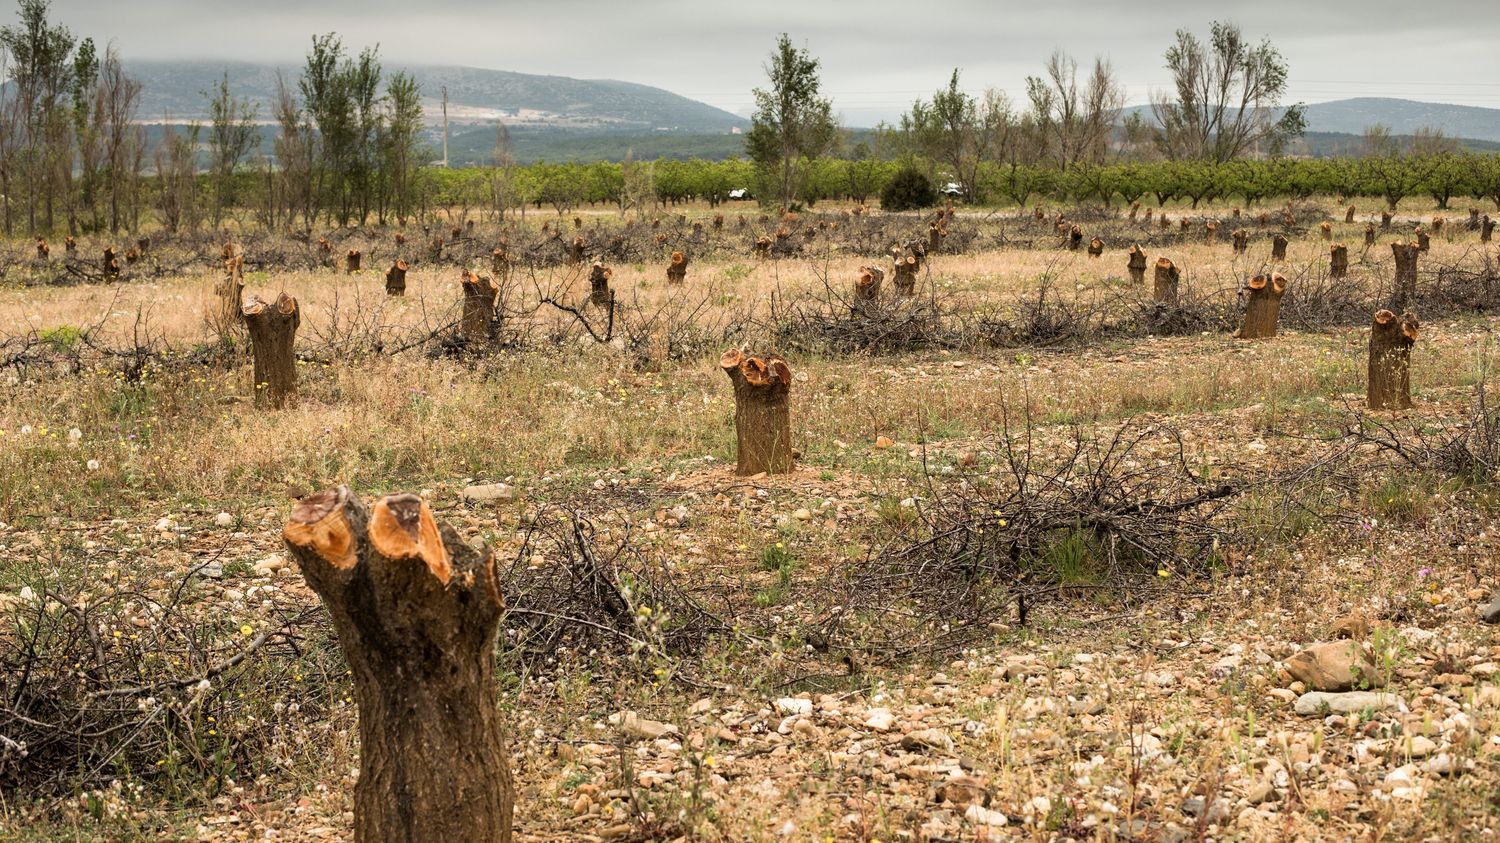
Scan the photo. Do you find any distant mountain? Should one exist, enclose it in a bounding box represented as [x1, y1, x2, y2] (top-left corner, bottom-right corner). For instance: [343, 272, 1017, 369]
[1123, 98, 1500, 144]
[125, 60, 748, 133]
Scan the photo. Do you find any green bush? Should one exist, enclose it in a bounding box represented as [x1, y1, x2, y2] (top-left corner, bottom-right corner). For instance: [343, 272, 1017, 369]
[881, 166, 937, 211]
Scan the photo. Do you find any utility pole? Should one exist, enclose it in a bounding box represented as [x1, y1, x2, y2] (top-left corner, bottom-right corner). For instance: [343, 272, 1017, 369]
[441, 86, 450, 167]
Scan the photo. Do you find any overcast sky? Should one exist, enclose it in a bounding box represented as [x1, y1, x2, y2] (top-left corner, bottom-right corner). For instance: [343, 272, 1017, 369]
[49, 0, 1500, 124]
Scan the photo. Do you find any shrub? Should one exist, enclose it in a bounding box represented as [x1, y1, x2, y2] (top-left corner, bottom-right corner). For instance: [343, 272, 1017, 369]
[881, 166, 937, 211]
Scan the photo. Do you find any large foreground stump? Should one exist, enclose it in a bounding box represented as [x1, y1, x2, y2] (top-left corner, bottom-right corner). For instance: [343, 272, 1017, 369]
[385, 259, 408, 296]
[460, 270, 499, 343]
[720, 349, 794, 476]
[242, 292, 299, 409]
[1152, 258, 1180, 305]
[1368, 309, 1418, 411]
[1330, 244, 1348, 279]
[1391, 241, 1420, 312]
[1234, 273, 1287, 339]
[1127, 245, 1147, 284]
[283, 487, 514, 843]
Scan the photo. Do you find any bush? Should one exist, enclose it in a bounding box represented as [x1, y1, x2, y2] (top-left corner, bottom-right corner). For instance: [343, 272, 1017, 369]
[881, 166, 937, 212]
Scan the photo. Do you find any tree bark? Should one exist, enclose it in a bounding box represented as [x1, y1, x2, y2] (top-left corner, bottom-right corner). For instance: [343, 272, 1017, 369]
[34, 238, 47, 260]
[385, 259, 408, 296]
[588, 262, 613, 306]
[102, 247, 120, 279]
[283, 487, 514, 843]
[1380, 211, 1392, 231]
[1129, 202, 1139, 221]
[1271, 234, 1287, 261]
[1231, 229, 1247, 254]
[1367, 309, 1418, 411]
[210, 269, 245, 335]
[492, 246, 511, 280]
[1127, 245, 1147, 284]
[1234, 273, 1287, 339]
[242, 292, 299, 409]
[1391, 241, 1419, 312]
[667, 251, 688, 284]
[346, 249, 362, 274]
[1330, 244, 1348, 280]
[1152, 258, 1180, 305]
[928, 224, 944, 254]
[1067, 225, 1083, 251]
[1483, 215, 1495, 244]
[892, 252, 918, 295]
[720, 349, 794, 476]
[461, 270, 498, 343]
[569, 236, 586, 265]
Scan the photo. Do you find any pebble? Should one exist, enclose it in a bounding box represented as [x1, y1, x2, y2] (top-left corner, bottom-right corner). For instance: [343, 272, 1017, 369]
[462, 483, 515, 503]
[214, 512, 235, 527]
[1293, 691, 1406, 716]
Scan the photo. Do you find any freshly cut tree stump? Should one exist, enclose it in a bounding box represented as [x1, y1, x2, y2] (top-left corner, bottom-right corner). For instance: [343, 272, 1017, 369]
[124, 246, 140, 264]
[1346, 206, 1356, 224]
[242, 292, 299, 409]
[64, 235, 75, 255]
[1068, 225, 1083, 250]
[1431, 216, 1444, 234]
[1380, 211, 1392, 231]
[1234, 273, 1287, 339]
[491, 246, 511, 279]
[666, 251, 688, 284]
[1367, 310, 1418, 410]
[854, 266, 884, 313]
[1330, 244, 1348, 279]
[1033, 206, 1045, 223]
[318, 237, 333, 267]
[1483, 215, 1495, 244]
[1152, 258, 1180, 305]
[1205, 221, 1217, 245]
[428, 237, 444, 262]
[1391, 241, 1420, 312]
[460, 270, 499, 343]
[34, 238, 47, 259]
[1179, 218, 1191, 233]
[385, 259, 408, 296]
[713, 213, 724, 230]
[1159, 213, 1171, 230]
[892, 251, 919, 295]
[572, 216, 582, 230]
[569, 236, 586, 265]
[1271, 234, 1288, 261]
[394, 232, 406, 248]
[1365, 224, 1376, 247]
[1416, 228, 1430, 252]
[102, 247, 119, 278]
[345, 249, 361, 273]
[1087, 237, 1104, 258]
[1319, 221, 1332, 241]
[452, 225, 465, 241]
[928, 223, 945, 254]
[210, 268, 245, 332]
[720, 349, 794, 476]
[690, 222, 704, 243]
[753, 236, 771, 258]
[283, 487, 514, 843]
[1232, 207, 1241, 219]
[1127, 245, 1147, 284]
[1231, 229, 1247, 254]
[588, 261, 613, 306]
[1469, 208, 1481, 231]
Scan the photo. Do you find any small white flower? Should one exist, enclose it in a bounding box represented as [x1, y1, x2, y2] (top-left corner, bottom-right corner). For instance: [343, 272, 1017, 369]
[19, 425, 31, 435]
[67, 427, 82, 441]
[87, 459, 100, 471]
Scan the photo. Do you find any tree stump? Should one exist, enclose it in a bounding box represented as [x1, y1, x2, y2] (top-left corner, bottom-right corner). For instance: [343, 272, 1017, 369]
[1143, 207, 1154, 223]
[1179, 218, 1191, 234]
[1416, 228, 1430, 252]
[385, 259, 408, 296]
[713, 213, 724, 230]
[1345, 206, 1355, 224]
[569, 236, 586, 265]
[125, 246, 140, 265]
[588, 261, 613, 306]
[428, 237, 444, 262]
[1367, 310, 1418, 410]
[1067, 225, 1083, 250]
[1365, 224, 1376, 247]
[1127, 245, 1147, 284]
[241, 292, 299, 409]
[1468, 208, 1481, 231]
[345, 249, 362, 274]
[283, 487, 514, 843]
[137, 237, 150, 255]
[1319, 222, 1332, 242]
[720, 349, 794, 476]
[451, 225, 464, 242]
[1271, 234, 1288, 262]
[210, 269, 245, 334]
[394, 232, 406, 248]
[64, 235, 75, 255]
[855, 266, 884, 313]
[1033, 206, 1045, 223]
[1431, 216, 1444, 234]
[1159, 214, 1171, 230]
[492, 246, 511, 280]
[1152, 258, 1180, 305]
[1380, 211, 1392, 231]
[928, 223, 944, 254]
[690, 222, 704, 243]
[666, 251, 688, 284]
[1234, 273, 1287, 339]
[1483, 215, 1495, 244]
[753, 236, 771, 258]
[1391, 241, 1420, 312]
[1231, 229, 1248, 254]
[34, 238, 47, 260]
[1129, 202, 1139, 221]
[102, 247, 119, 278]
[893, 252, 918, 295]
[1087, 237, 1104, 258]
[1330, 244, 1348, 279]
[460, 270, 499, 343]
[1205, 221, 1217, 245]
[1232, 207, 1241, 219]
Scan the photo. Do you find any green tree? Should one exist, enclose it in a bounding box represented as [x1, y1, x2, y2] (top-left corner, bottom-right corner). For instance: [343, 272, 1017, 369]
[901, 69, 1011, 203]
[205, 71, 260, 228]
[0, 0, 76, 233]
[744, 33, 838, 209]
[381, 71, 425, 225]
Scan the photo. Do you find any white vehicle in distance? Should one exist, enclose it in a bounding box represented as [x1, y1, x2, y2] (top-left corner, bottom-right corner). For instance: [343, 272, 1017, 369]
[728, 188, 750, 200]
[940, 182, 964, 197]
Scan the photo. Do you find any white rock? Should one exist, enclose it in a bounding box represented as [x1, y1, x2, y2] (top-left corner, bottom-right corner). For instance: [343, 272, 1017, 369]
[462, 483, 514, 503]
[964, 804, 1009, 827]
[214, 512, 235, 527]
[864, 708, 896, 732]
[1293, 691, 1406, 716]
[775, 697, 813, 717]
[154, 516, 176, 532]
[253, 555, 288, 576]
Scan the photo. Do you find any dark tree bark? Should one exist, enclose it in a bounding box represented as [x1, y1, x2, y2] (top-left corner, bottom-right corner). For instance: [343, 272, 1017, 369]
[1365, 224, 1376, 247]
[1234, 273, 1287, 339]
[34, 238, 47, 260]
[385, 259, 408, 296]
[720, 349, 794, 475]
[1271, 234, 1287, 261]
[1127, 245, 1147, 284]
[1159, 213, 1171, 230]
[1330, 244, 1348, 279]
[1483, 215, 1495, 244]
[346, 249, 362, 274]
[1231, 229, 1247, 254]
[460, 271, 499, 343]
[1367, 309, 1418, 410]
[1153, 258, 1180, 305]
[1067, 225, 1083, 251]
[588, 262, 613, 306]
[102, 247, 120, 278]
[492, 246, 511, 280]
[1129, 202, 1139, 221]
[283, 487, 514, 843]
[667, 251, 688, 284]
[1087, 237, 1104, 258]
[855, 265, 885, 312]
[569, 236, 586, 265]
[242, 292, 299, 409]
[1391, 241, 1420, 312]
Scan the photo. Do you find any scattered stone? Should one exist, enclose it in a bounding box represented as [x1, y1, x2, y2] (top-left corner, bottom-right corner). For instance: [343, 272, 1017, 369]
[964, 803, 1008, 827]
[462, 483, 515, 503]
[1330, 613, 1369, 640]
[901, 728, 955, 753]
[1294, 691, 1406, 716]
[213, 512, 235, 527]
[775, 698, 813, 717]
[874, 436, 895, 449]
[253, 555, 288, 576]
[1284, 641, 1381, 692]
[937, 775, 988, 808]
[1480, 592, 1500, 624]
[864, 708, 895, 732]
[611, 711, 677, 741]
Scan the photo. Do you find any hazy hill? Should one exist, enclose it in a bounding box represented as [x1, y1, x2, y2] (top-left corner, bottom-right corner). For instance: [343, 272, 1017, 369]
[1123, 98, 1500, 143]
[125, 59, 748, 133]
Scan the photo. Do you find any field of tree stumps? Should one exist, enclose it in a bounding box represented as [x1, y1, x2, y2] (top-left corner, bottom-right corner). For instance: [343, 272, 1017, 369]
[3, 198, 1500, 841]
